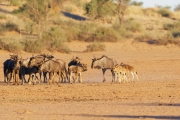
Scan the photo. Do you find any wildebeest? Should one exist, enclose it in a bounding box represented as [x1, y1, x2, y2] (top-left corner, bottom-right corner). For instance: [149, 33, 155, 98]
[3, 53, 22, 85]
[28, 55, 68, 84]
[91, 55, 117, 82]
[20, 58, 42, 85]
[68, 63, 87, 83]
[68, 56, 81, 67]
[42, 54, 69, 83]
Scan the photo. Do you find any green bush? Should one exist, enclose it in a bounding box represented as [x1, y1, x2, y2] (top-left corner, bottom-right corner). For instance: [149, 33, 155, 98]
[84, 42, 105, 52]
[85, 0, 115, 19]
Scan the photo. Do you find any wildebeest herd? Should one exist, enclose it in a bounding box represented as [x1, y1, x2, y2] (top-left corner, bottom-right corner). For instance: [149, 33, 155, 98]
[3, 53, 139, 85]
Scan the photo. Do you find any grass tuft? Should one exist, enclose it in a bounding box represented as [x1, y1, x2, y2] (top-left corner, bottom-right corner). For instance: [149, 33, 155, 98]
[84, 42, 105, 52]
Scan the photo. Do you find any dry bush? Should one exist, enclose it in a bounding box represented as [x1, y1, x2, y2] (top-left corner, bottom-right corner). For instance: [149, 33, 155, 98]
[85, 27, 119, 42]
[84, 42, 105, 52]
[126, 6, 144, 16]
[125, 18, 143, 32]
[48, 39, 71, 54]
[0, 40, 23, 52]
[0, 14, 6, 19]
[0, 22, 18, 34]
[23, 40, 45, 53]
[143, 8, 160, 17]
[164, 21, 180, 38]
[157, 8, 172, 18]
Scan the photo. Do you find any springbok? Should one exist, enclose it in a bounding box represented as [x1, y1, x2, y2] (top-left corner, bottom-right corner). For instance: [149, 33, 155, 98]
[120, 63, 139, 82]
[112, 64, 128, 83]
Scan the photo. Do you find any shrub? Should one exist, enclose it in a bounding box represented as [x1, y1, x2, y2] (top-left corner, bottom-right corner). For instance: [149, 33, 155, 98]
[5, 22, 18, 31]
[23, 40, 44, 53]
[0, 14, 6, 19]
[163, 22, 180, 38]
[84, 42, 105, 52]
[10, 0, 21, 6]
[157, 8, 172, 18]
[125, 19, 143, 32]
[86, 27, 118, 42]
[0, 39, 7, 50]
[5, 42, 23, 52]
[48, 39, 71, 54]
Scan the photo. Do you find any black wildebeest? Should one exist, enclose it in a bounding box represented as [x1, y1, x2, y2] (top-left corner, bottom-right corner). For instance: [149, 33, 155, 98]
[91, 55, 117, 82]
[3, 53, 22, 85]
[68, 56, 81, 67]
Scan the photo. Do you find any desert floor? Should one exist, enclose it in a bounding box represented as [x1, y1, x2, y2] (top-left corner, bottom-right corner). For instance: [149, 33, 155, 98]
[0, 41, 180, 120]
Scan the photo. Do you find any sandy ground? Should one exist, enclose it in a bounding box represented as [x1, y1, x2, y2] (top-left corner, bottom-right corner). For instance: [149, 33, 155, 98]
[0, 41, 180, 120]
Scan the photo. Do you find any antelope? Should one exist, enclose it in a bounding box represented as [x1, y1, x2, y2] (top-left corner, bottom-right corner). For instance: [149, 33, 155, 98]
[112, 64, 128, 83]
[120, 63, 139, 82]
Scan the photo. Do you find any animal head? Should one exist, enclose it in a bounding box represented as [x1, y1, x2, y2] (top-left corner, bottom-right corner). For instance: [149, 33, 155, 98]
[112, 64, 119, 72]
[81, 64, 87, 71]
[91, 56, 105, 69]
[91, 57, 97, 69]
[28, 55, 45, 67]
[72, 56, 81, 63]
[20, 58, 30, 67]
[79, 63, 87, 71]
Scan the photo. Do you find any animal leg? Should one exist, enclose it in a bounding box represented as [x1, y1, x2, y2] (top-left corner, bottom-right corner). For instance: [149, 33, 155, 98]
[131, 72, 135, 82]
[111, 70, 115, 82]
[7, 73, 11, 85]
[79, 73, 82, 83]
[102, 69, 106, 82]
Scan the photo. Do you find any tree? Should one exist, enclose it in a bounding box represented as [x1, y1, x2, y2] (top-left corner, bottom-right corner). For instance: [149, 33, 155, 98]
[86, 0, 131, 24]
[130, 1, 143, 6]
[85, 0, 115, 20]
[174, 4, 180, 11]
[107, 0, 130, 24]
[13, 0, 62, 40]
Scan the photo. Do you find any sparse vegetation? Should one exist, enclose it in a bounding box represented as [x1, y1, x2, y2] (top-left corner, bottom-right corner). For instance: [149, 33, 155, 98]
[85, 42, 105, 52]
[0, 0, 180, 54]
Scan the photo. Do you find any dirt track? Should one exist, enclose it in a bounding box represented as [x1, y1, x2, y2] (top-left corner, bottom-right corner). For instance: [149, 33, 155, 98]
[0, 41, 180, 120]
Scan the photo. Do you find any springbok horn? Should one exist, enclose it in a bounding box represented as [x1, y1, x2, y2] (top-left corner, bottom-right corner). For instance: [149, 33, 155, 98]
[9, 52, 13, 56]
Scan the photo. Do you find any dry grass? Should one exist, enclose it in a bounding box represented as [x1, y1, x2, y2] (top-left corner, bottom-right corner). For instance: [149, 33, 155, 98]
[84, 42, 105, 52]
